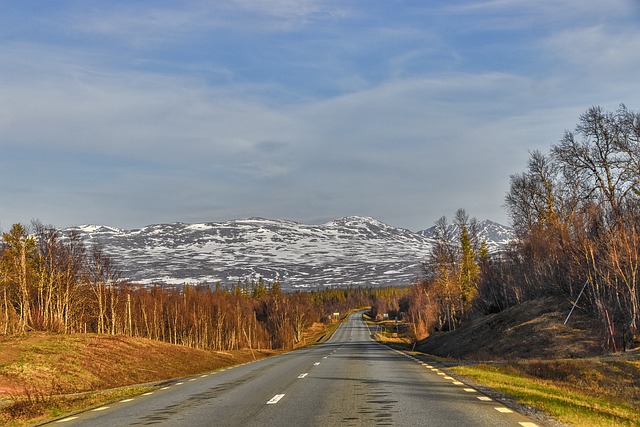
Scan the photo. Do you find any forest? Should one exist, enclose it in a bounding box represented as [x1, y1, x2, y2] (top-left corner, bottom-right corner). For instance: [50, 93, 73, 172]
[0, 220, 403, 350]
[399, 104, 640, 349]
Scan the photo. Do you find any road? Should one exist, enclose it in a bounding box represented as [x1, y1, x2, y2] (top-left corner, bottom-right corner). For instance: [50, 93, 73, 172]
[51, 312, 541, 426]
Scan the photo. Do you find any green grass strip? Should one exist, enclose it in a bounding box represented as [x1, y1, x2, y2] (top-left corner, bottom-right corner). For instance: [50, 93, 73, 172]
[452, 364, 638, 426]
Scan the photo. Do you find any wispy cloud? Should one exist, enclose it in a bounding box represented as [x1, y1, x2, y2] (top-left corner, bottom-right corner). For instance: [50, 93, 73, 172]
[1, 1, 639, 230]
[64, 0, 350, 47]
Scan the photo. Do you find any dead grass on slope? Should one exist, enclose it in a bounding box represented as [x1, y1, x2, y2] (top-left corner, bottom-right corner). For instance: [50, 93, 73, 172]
[416, 298, 603, 360]
[0, 333, 277, 397]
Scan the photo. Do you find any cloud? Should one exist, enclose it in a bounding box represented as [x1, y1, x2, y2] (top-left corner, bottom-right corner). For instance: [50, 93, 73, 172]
[442, 0, 631, 26]
[0, 35, 599, 229]
[2, 0, 640, 231]
[62, 0, 350, 48]
[0, 46, 288, 157]
[543, 25, 640, 72]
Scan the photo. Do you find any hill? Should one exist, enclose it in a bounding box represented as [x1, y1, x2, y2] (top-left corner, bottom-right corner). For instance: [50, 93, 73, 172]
[415, 298, 603, 360]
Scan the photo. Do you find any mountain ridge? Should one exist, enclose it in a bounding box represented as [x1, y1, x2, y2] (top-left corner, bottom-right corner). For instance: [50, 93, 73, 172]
[63, 216, 513, 290]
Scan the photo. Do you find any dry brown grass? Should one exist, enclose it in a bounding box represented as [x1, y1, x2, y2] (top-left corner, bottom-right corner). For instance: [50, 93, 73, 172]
[0, 333, 278, 397]
[416, 298, 603, 360]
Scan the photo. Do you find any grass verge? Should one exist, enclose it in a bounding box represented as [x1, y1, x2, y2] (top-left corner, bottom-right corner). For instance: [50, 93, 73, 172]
[452, 358, 640, 426]
[2, 385, 154, 427]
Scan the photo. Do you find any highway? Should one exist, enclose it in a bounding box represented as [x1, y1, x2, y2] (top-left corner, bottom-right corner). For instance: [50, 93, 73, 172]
[51, 313, 541, 426]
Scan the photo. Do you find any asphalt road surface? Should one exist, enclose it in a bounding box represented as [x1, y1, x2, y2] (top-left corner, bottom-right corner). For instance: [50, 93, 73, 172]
[51, 312, 541, 426]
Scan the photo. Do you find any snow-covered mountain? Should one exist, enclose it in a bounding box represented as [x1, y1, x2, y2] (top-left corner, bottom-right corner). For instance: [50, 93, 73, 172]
[63, 216, 512, 290]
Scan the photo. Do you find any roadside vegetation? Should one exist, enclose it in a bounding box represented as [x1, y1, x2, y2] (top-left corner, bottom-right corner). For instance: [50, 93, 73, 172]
[378, 105, 640, 354]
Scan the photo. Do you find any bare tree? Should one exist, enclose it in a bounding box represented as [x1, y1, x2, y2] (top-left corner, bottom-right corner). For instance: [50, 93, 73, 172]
[86, 243, 121, 334]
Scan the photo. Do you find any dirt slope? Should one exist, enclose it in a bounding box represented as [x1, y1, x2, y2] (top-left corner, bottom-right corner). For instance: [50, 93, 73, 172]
[416, 297, 605, 360]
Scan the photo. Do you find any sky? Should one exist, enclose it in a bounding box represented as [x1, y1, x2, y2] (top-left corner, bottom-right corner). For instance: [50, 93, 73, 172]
[1, 1, 640, 232]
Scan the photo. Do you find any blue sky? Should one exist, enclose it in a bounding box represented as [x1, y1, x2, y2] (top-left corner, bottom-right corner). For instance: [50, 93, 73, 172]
[1, 0, 640, 232]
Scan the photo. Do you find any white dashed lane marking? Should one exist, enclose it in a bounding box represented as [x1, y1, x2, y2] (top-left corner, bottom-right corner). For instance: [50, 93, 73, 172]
[92, 406, 109, 411]
[298, 373, 309, 378]
[267, 394, 285, 404]
[56, 416, 79, 423]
